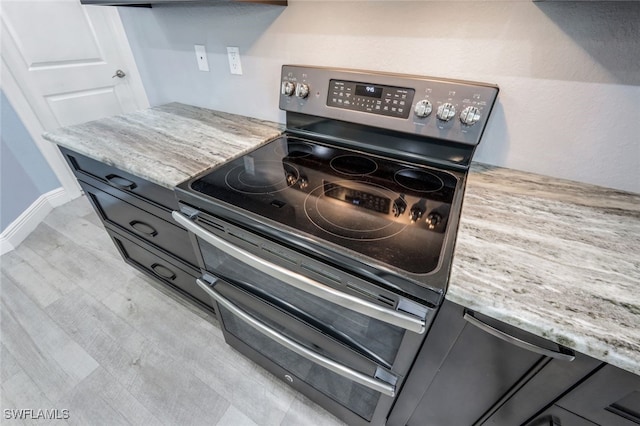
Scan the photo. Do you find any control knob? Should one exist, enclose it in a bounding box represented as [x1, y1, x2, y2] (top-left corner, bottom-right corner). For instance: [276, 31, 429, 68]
[295, 83, 310, 99]
[285, 172, 297, 186]
[392, 196, 407, 217]
[409, 206, 424, 223]
[298, 176, 309, 190]
[436, 103, 456, 122]
[425, 212, 442, 230]
[281, 81, 296, 97]
[414, 100, 433, 118]
[460, 106, 481, 126]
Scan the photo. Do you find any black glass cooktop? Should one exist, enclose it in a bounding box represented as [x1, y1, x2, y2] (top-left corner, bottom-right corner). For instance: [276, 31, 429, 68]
[189, 136, 459, 274]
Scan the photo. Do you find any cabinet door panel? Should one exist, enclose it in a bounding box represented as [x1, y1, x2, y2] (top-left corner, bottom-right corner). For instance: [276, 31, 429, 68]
[82, 181, 198, 267]
[392, 301, 546, 426]
[108, 227, 213, 311]
[557, 365, 640, 426]
[482, 351, 601, 426]
[405, 322, 542, 425]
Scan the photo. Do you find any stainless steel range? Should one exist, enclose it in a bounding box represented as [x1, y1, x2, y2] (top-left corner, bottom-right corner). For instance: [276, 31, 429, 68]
[173, 65, 498, 425]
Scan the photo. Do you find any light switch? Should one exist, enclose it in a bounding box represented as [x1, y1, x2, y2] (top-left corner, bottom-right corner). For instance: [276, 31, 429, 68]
[194, 45, 209, 72]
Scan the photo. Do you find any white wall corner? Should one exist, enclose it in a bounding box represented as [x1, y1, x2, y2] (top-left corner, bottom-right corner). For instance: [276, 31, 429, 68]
[0, 187, 70, 256]
[1, 58, 82, 200]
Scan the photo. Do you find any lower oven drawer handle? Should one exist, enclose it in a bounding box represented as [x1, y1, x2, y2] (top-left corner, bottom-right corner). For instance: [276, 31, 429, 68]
[173, 211, 425, 334]
[195, 278, 397, 397]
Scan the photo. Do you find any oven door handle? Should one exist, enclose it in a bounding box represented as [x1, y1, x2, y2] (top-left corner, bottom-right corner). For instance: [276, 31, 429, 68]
[173, 211, 426, 334]
[196, 278, 397, 397]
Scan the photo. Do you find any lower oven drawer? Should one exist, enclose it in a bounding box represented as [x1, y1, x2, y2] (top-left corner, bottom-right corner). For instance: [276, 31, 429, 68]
[197, 276, 396, 422]
[107, 227, 213, 311]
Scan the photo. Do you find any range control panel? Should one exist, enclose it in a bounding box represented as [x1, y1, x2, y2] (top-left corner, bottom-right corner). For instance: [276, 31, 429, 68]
[327, 80, 415, 119]
[279, 65, 499, 146]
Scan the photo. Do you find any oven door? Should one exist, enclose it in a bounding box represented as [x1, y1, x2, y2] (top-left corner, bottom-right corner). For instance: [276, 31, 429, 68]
[173, 210, 433, 423]
[197, 275, 397, 422]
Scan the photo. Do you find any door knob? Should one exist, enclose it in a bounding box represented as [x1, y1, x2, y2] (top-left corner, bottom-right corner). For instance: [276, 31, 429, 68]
[112, 69, 126, 78]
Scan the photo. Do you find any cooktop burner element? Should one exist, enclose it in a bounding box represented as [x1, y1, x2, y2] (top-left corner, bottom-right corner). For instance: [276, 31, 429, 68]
[224, 160, 299, 194]
[276, 141, 314, 158]
[330, 155, 378, 176]
[394, 169, 444, 193]
[304, 180, 408, 241]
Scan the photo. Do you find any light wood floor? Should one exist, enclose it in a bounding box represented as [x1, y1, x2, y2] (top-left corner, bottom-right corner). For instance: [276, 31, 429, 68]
[1, 196, 346, 426]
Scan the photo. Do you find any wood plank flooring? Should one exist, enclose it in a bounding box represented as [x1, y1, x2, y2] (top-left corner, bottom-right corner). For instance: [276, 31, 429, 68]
[0, 196, 346, 426]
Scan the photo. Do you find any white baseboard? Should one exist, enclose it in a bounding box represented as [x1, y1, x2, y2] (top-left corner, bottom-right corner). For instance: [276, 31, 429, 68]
[0, 187, 71, 256]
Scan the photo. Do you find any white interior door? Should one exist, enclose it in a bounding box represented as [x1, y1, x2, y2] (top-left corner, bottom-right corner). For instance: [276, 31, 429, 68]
[1, 0, 149, 199]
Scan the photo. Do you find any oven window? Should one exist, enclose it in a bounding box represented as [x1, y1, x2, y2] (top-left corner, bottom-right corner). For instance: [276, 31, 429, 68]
[220, 305, 381, 421]
[199, 240, 406, 367]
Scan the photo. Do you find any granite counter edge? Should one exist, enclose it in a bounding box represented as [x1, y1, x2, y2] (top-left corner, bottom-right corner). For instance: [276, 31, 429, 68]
[445, 289, 639, 376]
[43, 125, 285, 189]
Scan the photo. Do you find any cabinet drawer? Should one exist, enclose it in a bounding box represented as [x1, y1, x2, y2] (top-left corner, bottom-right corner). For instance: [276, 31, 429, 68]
[107, 227, 213, 312]
[60, 146, 178, 210]
[82, 181, 199, 267]
[482, 352, 601, 426]
[77, 170, 175, 230]
[557, 365, 640, 426]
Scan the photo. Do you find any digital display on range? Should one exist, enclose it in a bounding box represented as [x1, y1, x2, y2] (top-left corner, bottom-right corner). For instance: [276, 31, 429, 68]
[323, 182, 390, 214]
[355, 84, 383, 99]
[328, 79, 415, 119]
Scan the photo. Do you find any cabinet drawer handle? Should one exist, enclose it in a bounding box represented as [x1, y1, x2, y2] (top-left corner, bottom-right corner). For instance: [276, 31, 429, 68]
[528, 415, 561, 426]
[106, 174, 137, 190]
[151, 263, 176, 280]
[129, 220, 158, 237]
[463, 312, 575, 361]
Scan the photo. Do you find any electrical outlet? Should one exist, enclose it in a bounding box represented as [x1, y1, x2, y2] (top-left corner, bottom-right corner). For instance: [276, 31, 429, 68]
[194, 45, 209, 72]
[227, 47, 243, 75]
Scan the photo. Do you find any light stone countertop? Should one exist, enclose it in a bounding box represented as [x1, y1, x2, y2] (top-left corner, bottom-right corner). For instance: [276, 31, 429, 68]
[45, 103, 640, 376]
[43, 103, 284, 189]
[448, 163, 640, 375]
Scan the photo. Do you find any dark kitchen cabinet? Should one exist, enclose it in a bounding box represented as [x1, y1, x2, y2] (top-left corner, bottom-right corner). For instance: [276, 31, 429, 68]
[488, 362, 640, 426]
[59, 146, 213, 313]
[388, 300, 599, 426]
[524, 364, 640, 426]
[550, 364, 640, 425]
[482, 342, 601, 425]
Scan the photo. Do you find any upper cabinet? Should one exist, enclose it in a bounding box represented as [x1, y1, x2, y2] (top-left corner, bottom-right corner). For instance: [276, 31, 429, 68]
[80, 0, 287, 6]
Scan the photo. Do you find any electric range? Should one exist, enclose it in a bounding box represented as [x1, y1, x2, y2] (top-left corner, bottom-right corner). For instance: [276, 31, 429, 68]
[173, 65, 498, 425]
